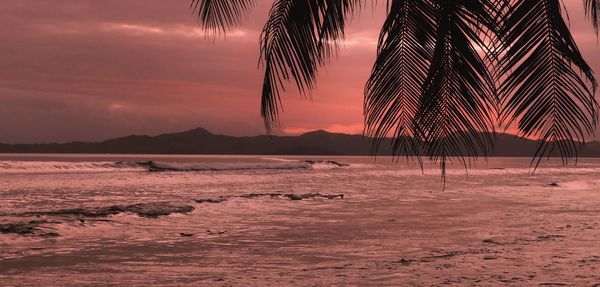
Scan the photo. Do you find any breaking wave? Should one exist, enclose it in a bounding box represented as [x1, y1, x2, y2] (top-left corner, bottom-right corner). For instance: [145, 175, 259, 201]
[140, 160, 349, 172]
[0, 161, 146, 174]
[0, 160, 349, 174]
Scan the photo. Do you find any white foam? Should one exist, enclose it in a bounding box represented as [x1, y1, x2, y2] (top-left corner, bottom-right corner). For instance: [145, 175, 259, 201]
[144, 160, 348, 172]
[0, 159, 351, 174]
[145, 161, 311, 171]
[260, 157, 299, 162]
[309, 161, 346, 170]
[0, 161, 146, 174]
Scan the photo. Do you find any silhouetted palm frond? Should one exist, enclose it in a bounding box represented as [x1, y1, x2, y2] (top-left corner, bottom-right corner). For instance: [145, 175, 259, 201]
[191, 0, 254, 34]
[498, 0, 598, 169]
[585, 0, 600, 32]
[415, 0, 498, 181]
[260, 0, 361, 131]
[364, 0, 436, 162]
[190, 0, 599, 184]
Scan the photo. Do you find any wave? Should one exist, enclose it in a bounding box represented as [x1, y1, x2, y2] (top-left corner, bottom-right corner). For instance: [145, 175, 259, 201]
[0, 160, 349, 174]
[140, 160, 349, 172]
[260, 157, 299, 162]
[0, 161, 146, 174]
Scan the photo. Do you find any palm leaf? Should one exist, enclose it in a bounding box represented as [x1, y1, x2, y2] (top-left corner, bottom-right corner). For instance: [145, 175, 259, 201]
[584, 0, 600, 32]
[191, 0, 254, 35]
[416, 0, 498, 182]
[364, 0, 436, 162]
[498, 0, 598, 169]
[188, 0, 598, 185]
[260, 0, 360, 131]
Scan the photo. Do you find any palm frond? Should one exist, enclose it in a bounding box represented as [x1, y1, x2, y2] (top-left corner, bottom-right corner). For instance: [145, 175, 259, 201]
[319, 0, 363, 58]
[189, 0, 599, 186]
[584, 0, 600, 32]
[498, 0, 598, 169]
[191, 0, 254, 35]
[260, 0, 361, 131]
[364, 0, 436, 161]
[416, 0, 498, 182]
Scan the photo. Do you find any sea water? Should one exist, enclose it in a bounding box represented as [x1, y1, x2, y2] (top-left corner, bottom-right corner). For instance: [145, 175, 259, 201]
[1, 154, 600, 285]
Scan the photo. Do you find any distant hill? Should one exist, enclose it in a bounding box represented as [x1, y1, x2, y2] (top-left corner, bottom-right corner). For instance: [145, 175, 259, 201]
[0, 127, 599, 157]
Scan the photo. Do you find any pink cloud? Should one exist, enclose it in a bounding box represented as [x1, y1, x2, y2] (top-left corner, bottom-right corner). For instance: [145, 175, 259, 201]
[0, 1, 598, 143]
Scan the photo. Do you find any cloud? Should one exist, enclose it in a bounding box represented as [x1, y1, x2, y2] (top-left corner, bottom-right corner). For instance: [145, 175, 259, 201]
[36, 21, 253, 39]
[0, 1, 598, 143]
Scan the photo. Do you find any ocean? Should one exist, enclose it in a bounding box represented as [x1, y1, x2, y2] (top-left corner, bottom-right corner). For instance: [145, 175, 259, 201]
[1, 154, 600, 285]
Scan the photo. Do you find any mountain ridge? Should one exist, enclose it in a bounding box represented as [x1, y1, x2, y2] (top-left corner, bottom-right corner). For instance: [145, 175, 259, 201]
[0, 128, 599, 157]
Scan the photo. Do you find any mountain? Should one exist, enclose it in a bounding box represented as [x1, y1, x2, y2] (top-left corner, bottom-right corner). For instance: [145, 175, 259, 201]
[0, 128, 599, 157]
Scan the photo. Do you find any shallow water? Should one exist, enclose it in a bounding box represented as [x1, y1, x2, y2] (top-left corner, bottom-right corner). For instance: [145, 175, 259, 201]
[1, 154, 600, 286]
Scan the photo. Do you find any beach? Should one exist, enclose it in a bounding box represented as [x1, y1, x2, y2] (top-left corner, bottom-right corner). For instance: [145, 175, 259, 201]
[1, 154, 600, 286]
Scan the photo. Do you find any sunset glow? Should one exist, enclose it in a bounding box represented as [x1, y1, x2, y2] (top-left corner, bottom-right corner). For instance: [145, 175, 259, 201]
[0, 0, 598, 144]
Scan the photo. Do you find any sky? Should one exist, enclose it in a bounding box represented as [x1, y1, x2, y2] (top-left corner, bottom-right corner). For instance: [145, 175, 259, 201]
[0, 1, 599, 144]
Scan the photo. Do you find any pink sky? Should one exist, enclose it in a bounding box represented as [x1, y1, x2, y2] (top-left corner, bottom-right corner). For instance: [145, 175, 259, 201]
[0, 1, 598, 143]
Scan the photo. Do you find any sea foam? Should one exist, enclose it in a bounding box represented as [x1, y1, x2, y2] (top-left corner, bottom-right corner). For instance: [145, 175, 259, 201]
[0, 159, 349, 174]
[140, 160, 348, 172]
